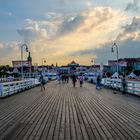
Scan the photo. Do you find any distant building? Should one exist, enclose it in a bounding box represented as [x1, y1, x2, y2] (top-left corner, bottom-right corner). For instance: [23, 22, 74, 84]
[108, 59, 126, 73]
[124, 58, 140, 71]
[108, 57, 140, 73]
[103, 65, 110, 73]
[12, 60, 32, 68]
[68, 61, 79, 67]
[58, 66, 70, 73]
[12, 52, 32, 73]
[134, 61, 140, 70]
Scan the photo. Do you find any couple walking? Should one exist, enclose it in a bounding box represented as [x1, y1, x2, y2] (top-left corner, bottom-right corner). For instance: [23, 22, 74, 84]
[71, 74, 84, 88]
[58, 73, 69, 84]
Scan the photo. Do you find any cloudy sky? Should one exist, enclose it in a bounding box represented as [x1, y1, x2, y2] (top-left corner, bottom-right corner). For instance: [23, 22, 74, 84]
[0, 0, 140, 66]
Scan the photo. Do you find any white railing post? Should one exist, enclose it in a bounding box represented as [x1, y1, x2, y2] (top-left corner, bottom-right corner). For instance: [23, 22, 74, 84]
[132, 83, 135, 94]
[102, 78, 140, 96]
[14, 83, 17, 94]
[8, 84, 10, 96]
[0, 84, 3, 98]
[0, 79, 39, 98]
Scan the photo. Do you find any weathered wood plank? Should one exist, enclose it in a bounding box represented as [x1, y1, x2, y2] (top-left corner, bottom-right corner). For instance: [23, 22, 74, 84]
[0, 81, 140, 140]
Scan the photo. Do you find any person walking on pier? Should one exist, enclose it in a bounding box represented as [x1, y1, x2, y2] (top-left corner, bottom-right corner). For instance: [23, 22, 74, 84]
[79, 74, 84, 87]
[66, 73, 69, 83]
[122, 75, 126, 94]
[71, 74, 77, 87]
[40, 75, 46, 91]
[96, 75, 101, 89]
[62, 73, 65, 83]
[58, 73, 62, 84]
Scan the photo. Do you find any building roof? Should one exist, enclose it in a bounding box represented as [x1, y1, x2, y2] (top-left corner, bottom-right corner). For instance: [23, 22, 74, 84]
[70, 61, 77, 64]
[68, 61, 79, 66]
[123, 58, 140, 63]
[108, 57, 140, 64]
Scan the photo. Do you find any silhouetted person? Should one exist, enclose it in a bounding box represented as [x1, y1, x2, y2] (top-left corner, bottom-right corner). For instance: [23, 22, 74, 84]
[79, 75, 84, 87]
[96, 75, 101, 89]
[71, 74, 77, 87]
[62, 73, 65, 83]
[64, 73, 67, 83]
[122, 75, 126, 94]
[58, 73, 62, 84]
[66, 73, 69, 83]
[40, 75, 45, 91]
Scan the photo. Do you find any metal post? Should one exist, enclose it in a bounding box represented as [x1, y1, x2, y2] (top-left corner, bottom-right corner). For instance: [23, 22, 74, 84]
[112, 43, 119, 76]
[21, 44, 28, 80]
[21, 46, 23, 80]
[91, 58, 95, 72]
[116, 43, 119, 75]
[94, 59, 95, 72]
[42, 58, 46, 73]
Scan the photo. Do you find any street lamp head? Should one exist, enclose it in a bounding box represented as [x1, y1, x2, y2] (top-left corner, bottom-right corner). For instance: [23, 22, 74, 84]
[26, 46, 28, 52]
[113, 42, 116, 46]
[111, 47, 114, 52]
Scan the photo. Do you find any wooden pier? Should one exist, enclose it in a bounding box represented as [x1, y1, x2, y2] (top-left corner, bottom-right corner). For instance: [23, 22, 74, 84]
[0, 81, 140, 140]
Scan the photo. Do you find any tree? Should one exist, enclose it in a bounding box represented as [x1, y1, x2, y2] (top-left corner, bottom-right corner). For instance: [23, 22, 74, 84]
[126, 63, 133, 73]
[134, 70, 140, 76]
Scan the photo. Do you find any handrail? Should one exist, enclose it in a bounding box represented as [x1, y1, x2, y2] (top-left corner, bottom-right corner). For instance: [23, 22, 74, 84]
[0, 79, 38, 98]
[102, 78, 140, 96]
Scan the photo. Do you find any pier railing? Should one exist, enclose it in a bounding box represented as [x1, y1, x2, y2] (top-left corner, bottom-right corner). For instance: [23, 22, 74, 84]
[85, 76, 140, 96]
[102, 78, 140, 96]
[0, 79, 38, 98]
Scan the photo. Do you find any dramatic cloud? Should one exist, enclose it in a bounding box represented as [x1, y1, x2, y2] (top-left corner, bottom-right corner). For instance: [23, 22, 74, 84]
[0, 41, 22, 65]
[16, 7, 125, 65]
[17, 23, 48, 42]
[58, 7, 122, 35]
[58, 15, 85, 34]
[122, 17, 140, 32]
[1, 1, 140, 66]
[71, 39, 140, 64]
[125, 0, 140, 12]
[117, 16, 140, 41]
[71, 16, 140, 64]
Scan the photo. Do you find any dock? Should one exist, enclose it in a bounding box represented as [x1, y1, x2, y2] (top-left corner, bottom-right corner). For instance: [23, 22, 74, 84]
[0, 81, 140, 140]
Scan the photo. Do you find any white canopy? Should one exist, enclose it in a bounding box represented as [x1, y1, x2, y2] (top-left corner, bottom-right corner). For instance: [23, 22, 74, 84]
[13, 68, 19, 73]
[111, 72, 119, 78]
[6, 71, 13, 74]
[127, 72, 137, 78]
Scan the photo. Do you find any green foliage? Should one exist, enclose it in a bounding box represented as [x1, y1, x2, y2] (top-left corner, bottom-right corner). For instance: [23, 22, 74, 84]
[105, 72, 112, 78]
[134, 70, 140, 76]
[125, 63, 133, 73]
[0, 65, 11, 77]
[0, 65, 10, 71]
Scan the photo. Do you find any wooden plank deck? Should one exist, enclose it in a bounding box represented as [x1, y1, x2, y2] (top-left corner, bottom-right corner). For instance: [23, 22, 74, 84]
[0, 81, 140, 140]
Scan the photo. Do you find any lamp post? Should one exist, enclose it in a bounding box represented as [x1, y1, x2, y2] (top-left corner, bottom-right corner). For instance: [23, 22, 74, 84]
[42, 58, 47, 72]
[91, 58, 95, 72]
[42, 58, 46, 66]
[111, 42, 119, 75]
[21, 44, 28, 80]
